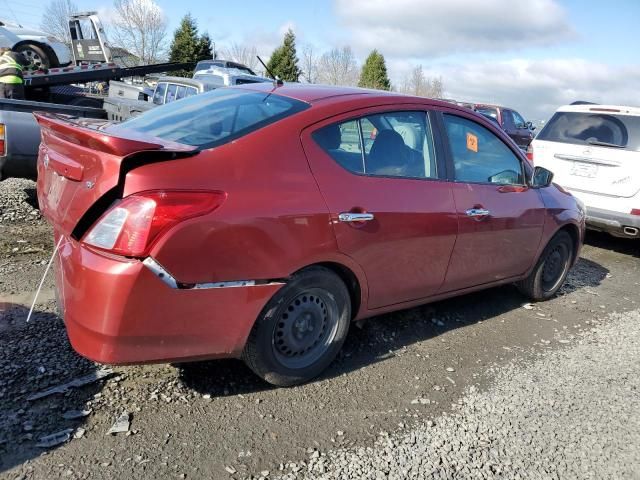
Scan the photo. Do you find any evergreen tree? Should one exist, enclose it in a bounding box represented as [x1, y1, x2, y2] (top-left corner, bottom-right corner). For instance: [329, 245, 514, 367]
[358, 50, 391, 91]
[197, 32, 213, 62]
[266, 29, 301, 82]
[168, 13, 200, 76]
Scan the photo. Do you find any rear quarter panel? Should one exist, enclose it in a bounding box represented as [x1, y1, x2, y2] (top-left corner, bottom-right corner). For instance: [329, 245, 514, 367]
[122, 113, 364, 289]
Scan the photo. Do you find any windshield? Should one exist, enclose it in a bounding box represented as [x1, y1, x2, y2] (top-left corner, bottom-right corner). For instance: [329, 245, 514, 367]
[113, 88, 308, 149]
[537, 111, 640, 151]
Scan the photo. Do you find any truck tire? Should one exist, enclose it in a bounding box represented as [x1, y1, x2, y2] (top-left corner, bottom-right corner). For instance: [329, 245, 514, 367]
[68, 97, 103, 109]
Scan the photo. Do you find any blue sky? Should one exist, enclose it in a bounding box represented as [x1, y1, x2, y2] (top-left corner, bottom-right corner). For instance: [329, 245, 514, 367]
[7, 0, 640, 120]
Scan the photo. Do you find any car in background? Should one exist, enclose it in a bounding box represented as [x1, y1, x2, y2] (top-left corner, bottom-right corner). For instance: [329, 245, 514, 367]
[0, 20, 72, 69]
[474, 104, 535, 150]
[531, 103, 640, 239]
[35, 84, 584, 386]
[194, 59, 257, 76]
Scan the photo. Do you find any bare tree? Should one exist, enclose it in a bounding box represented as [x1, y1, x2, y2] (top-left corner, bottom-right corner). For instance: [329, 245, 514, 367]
[220, 43, 259, 73]
[300, 44, 318, 83]
[317, 46, 358, 86]
[40, 0, 78, 46]
[400, 65, 444, 98]
[110, 0, 167, 65]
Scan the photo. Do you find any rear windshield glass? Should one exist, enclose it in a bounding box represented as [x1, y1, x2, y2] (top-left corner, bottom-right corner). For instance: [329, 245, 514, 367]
[537, 111, 640, 152]
[113, 88, 308, 148]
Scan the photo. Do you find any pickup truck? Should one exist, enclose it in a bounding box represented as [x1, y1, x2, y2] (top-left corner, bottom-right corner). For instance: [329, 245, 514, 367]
[104, 67, 272, 122]
[0, 98, 106, 179]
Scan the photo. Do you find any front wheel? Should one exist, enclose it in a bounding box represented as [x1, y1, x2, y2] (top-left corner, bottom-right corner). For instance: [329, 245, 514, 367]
[242, 266, 351, 387]
[517, 230, 574, 301]
[15, 43, 56, 70]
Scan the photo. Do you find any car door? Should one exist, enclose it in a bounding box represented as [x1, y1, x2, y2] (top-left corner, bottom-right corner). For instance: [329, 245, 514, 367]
[301, 108, 458, 309]
[510, 109, 533, 149]
[501, 109, 520, 146]
[439, 112, 546, 292]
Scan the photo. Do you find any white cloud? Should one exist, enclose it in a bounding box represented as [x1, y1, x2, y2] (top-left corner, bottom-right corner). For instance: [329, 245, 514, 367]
[411, 59, 640, 121]
[335, 0, 574, 57]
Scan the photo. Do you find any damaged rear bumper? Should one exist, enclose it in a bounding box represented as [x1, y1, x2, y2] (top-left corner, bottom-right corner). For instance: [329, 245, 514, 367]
[54, 232, 284, 365]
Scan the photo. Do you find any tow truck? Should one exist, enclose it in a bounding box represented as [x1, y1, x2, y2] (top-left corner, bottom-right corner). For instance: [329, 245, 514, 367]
[0, 12, 199, 179]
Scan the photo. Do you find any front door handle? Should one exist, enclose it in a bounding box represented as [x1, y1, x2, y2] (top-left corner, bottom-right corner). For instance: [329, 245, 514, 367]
[338, 212, 375, 223]
[465, 208, 490, 218]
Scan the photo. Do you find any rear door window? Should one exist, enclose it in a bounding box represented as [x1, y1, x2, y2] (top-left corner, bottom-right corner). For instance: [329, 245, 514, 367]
[116, 88, 309, 148]
[444, 114, 524, 185]
[152, 82, 167, 105]
[313, 111, 438, 179]
[537, 111, 640, 151]
[165, 84, 179, 103]
[175, 85, 187, 100]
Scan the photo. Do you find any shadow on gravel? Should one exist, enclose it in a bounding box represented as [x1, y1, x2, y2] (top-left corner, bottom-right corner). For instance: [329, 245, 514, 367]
[585, 230, 640, 258]
[22, 187, 39, 210]
[180, 256, 609, 396]
[0, 304, 105, 474]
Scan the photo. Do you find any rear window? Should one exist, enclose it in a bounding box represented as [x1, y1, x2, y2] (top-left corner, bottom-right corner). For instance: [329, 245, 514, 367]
[114, 88, 308, 148]
[537, 111, 640, 151]
[475, 106, 498, 119]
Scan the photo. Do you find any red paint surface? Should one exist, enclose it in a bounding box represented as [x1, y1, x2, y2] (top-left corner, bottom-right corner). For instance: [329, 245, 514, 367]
[36, 84, 585, 365]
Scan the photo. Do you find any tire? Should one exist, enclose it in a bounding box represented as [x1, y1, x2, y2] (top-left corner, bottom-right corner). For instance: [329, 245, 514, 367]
[242, 266, 351, 387]
[68, 97, 103, 108]
[517, 230, 574, 301]
[15, 43, 56, 70]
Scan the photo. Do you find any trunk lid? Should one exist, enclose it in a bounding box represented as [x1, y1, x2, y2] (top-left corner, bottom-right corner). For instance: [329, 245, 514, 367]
[35, 112, 196, 236]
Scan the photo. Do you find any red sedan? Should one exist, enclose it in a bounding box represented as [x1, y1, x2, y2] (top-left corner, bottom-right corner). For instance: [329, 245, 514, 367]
[35, 84, 585, 386]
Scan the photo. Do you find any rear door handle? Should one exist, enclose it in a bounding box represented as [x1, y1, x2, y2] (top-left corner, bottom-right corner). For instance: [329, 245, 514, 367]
[338, 212, 375, 222]
[465, 208, 490, 217]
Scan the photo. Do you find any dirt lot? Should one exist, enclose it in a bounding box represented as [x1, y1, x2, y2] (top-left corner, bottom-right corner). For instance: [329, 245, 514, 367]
[0, 179, 639, 479]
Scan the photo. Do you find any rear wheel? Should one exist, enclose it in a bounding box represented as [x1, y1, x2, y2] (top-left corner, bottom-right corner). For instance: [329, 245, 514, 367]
[517, 230, 574, 301]
[242, 266, 351, 386]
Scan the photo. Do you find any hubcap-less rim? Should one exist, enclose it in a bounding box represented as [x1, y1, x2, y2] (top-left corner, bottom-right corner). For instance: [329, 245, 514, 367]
[272, 290, 339, 369]
[23, 49, 44, 70]
[542, 244, 569, 292]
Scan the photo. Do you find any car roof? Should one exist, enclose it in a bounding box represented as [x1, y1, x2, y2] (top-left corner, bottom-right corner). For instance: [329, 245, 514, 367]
[555, 104, 640, 116]
[229, 82, 419, 104]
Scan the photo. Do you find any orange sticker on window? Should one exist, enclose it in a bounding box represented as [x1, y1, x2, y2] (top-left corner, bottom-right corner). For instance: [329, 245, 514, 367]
[466, 132, 478, 152]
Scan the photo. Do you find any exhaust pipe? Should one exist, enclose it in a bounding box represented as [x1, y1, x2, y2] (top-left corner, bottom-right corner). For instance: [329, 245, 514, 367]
[623, 226, 639, 237]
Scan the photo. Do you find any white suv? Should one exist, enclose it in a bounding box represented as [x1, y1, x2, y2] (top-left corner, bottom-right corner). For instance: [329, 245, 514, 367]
[531, 103, 640, 239]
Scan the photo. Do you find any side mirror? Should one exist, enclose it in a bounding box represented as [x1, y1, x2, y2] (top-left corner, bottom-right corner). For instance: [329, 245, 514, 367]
[525, 121, 536, 131]
[532, 166, 554, 188]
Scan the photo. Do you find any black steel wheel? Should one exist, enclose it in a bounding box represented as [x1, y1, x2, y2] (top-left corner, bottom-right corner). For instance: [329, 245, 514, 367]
[243, 266, 351, 386]
[517, 230, 574, 301]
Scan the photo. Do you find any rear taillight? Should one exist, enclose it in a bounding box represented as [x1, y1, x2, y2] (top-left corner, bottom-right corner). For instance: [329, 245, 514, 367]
[0, 124, 5, 156]
[83, 190, 227, 257]
[526, 144, 534, 163]
[631, 209, 640, 216]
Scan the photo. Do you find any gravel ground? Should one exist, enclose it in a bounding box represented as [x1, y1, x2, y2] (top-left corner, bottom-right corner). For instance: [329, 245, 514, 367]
[274, 309, 640, 480]
[0, 178, 41, 225]
[1, 179, 639, 480]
